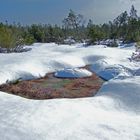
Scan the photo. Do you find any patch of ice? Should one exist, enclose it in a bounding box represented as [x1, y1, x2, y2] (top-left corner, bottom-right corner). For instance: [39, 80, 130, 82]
[54, 68, 92, 78]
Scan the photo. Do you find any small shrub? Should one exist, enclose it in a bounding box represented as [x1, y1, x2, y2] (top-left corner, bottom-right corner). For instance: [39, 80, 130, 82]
[0, 27, 17, 50]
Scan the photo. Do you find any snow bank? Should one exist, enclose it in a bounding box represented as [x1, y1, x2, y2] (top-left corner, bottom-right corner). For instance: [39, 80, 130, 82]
[54, 68, 92, 78]
[0, 76, 140, 140]
[118, 42, 136, 49]
[97, 76, 140, 112]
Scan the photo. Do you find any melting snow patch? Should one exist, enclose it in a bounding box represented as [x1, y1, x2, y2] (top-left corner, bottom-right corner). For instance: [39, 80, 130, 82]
[54, 68, 92, 78]
[90, 61, 134, 81]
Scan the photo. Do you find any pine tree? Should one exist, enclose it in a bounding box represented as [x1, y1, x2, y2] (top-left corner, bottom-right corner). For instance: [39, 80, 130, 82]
[130, 5, 138, 20]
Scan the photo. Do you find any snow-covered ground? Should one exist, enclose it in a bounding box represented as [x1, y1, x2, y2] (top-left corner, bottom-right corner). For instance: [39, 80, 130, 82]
[0, 43, 140, 140]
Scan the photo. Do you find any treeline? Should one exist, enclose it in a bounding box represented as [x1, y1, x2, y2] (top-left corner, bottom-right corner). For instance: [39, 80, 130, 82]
[0, 5, 140, 50]
[87, 5, 140, 44]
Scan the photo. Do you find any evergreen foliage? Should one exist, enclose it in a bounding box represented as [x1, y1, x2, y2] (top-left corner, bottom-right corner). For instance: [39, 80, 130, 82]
[0, 5, 140, 50]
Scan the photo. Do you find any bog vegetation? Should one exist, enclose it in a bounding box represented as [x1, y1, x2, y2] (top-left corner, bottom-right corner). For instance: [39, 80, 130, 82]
[0, 5, 140, 51]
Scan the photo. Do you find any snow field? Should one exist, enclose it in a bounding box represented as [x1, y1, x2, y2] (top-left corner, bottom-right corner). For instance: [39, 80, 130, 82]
[0, 43, 140, 140]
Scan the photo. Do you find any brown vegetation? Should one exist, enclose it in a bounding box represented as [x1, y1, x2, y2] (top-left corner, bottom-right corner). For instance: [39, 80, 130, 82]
[0, 71, 104, 100]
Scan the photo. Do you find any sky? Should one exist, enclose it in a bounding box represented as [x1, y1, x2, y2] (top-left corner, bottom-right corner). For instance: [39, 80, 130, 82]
[0, 0, 140, 25]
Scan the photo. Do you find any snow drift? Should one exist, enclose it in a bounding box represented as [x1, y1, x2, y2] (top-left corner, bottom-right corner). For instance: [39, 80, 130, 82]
[0, 43, 138, 84]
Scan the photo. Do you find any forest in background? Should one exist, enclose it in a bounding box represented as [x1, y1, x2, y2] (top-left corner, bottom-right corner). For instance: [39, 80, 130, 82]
[0, 5, 140, 51]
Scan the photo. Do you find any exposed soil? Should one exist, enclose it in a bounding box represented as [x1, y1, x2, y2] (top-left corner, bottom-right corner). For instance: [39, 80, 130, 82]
[0, 68, 104, 100]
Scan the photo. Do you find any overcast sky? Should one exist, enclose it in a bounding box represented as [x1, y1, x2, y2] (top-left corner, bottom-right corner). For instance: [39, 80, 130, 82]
[0, 0, 140, 25]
